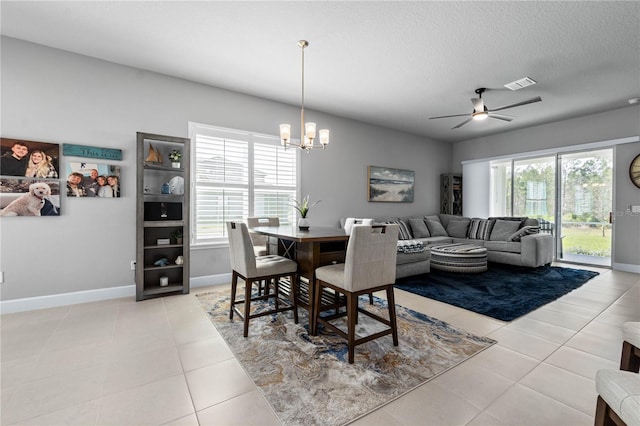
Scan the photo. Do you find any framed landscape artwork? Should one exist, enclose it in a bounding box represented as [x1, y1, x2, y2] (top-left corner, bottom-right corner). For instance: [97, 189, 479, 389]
[368, 165, 415, 202]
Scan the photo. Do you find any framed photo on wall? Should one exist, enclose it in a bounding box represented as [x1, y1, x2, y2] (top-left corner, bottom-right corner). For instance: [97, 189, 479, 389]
[66, 162, 121, 198]
[1, 138, 61, 217]
[368, 165, 415, 202]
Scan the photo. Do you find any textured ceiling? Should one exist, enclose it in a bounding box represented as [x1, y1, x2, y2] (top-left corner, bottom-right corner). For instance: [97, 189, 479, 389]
[1, 1, 639, 143]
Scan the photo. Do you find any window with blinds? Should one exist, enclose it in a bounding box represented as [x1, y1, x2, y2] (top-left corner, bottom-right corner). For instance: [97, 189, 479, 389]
[190, 123, 298, 245]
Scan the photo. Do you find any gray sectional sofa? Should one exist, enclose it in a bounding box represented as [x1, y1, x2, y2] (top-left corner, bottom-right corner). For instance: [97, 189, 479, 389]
[343, 214, 554, 279]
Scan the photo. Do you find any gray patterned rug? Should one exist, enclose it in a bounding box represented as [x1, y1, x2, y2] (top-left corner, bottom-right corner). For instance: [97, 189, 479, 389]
[196, 286, 495, 426]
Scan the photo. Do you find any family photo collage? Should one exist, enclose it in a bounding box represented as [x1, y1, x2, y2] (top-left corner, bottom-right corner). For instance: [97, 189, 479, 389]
[0, 138, 121, 217]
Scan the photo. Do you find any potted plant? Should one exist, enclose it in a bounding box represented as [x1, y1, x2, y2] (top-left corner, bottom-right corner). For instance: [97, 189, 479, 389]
[291, 195, 321, 230]
[169, 149, 182, 168]
[171, 228, 183, 244]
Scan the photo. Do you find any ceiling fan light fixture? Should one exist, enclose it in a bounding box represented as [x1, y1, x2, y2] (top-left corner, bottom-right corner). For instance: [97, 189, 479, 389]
[472, 111, 489, 121]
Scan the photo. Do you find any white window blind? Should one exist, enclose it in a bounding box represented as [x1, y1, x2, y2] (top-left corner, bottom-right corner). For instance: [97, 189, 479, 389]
[190, 123, 297, 245]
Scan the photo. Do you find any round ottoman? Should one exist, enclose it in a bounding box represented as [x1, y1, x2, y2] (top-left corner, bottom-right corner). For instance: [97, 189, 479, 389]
[430, 243, 487, 273]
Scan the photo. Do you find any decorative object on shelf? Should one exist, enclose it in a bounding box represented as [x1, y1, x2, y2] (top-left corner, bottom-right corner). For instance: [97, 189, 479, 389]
[175, 255, 184, 265]
[168, 176, 184, 194]
[169, 149, 182, 168]
[368, 165, 415, 203]
[172, 229, 183, 244]
[630, 153, 640, 188]
[291, 194, 320, 230]
[154, 258, 170, 267]
[279, 40, 330, 153]
[145, 143, 163, 165]
[159, 276, 169, 287]
[161, 182, 171, 194]
[157, 238, 170, 245]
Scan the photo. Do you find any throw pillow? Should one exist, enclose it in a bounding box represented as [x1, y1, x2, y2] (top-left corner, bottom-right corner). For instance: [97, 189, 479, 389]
[508, 226, 541, 242]
[489, 219, 522, 241]
[467, 218, 492, 240]
[385, 219, 413, 240]
[446, 218, 470, 238]
[408, 218, 430, 238]
[425, 219, 448, 237]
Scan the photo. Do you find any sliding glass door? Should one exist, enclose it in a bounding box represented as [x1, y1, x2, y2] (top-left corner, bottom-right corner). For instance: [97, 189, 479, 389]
[558, 149, 613, 266]
[490, 148, 613, 267]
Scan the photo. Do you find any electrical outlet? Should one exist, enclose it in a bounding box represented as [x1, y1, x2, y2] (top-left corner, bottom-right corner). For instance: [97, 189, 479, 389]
[130, 260, 136, 271]
[0, 271, 3, 283]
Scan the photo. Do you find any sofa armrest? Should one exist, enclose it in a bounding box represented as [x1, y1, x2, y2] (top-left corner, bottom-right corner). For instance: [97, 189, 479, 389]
[520, 233, 554, 267]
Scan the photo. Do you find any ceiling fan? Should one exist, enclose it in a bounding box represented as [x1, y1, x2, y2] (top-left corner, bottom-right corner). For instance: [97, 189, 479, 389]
[429, 88, 542, 129]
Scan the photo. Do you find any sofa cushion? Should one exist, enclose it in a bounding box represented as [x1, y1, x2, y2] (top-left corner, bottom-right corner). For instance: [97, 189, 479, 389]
[484, 240, 522, 253]
[467, 218, 492, 240]
[508, 225, 540, 242]
[489, 216, 528, 228]
[396, 250, 430, 265]
[426, 219, 448, 237]
[446, 218, 470, 238]
[489, 219, 522, 241]
[385, 219, 412, 240]
[408, 218, 430, 238]
[438, 213, 460, 229]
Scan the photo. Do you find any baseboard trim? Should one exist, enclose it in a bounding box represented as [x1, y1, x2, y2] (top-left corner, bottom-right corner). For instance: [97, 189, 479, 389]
[612, 262, 640, 274]
[0, 273, 232, 314]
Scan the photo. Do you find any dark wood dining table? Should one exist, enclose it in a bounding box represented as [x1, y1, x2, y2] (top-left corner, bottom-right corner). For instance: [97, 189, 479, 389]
[251, 225, 349, 334]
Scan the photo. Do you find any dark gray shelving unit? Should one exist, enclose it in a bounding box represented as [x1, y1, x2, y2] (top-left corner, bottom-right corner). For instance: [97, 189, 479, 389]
[440, 173, 463, 216]
[136, 132, 190, 301]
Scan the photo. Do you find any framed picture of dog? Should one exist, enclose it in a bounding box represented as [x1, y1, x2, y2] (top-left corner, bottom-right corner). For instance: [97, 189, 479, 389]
[1, 138, 61, 217]
[0, 178, 61, 216]
[65, 162, 121, 198]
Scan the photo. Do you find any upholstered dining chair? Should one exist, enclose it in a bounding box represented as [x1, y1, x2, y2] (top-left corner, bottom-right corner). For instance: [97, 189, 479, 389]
[312, 224, 399, 363]
[226, 221, 298, 337]
[247, 216, 279, 257]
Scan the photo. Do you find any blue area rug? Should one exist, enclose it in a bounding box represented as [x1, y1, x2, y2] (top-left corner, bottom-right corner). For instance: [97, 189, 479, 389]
[395, 263, 600, 321]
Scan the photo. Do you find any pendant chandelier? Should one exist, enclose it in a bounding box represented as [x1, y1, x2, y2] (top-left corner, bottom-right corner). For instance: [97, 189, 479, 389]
[279, 40, 330, 153]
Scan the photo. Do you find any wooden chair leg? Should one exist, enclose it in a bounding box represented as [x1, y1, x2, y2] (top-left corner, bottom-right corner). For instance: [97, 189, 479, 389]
[368, 293, 374, 304]
[620, 340, 640, 372]
[347, 292, 357, 364]
[386, 286, 399, 346]
[312, 279, 323, 336]
[230, 271, 238, 320]
[243, 279, 252, 337]
[290, 274, 299, 324]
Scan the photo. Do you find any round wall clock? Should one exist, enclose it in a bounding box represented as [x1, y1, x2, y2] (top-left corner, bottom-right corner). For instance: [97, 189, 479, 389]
[630, 153, 640, 188]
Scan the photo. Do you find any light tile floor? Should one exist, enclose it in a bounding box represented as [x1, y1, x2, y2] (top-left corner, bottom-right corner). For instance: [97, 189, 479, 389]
[1, 263, 638, 425]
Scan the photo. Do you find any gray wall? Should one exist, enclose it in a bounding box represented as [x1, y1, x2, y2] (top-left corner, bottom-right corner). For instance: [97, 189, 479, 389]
[452, 106, 640, 271]
[0, 37, 449, 302]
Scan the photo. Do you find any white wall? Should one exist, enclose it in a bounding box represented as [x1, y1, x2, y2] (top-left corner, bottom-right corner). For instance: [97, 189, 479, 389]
[461, 161, 490, 218]
[0, 37, 450, 304]
[452, 106, 640, 271]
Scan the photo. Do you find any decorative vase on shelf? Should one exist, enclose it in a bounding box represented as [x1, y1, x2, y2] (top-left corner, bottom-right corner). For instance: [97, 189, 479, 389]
[171, 162, 180, 169]
[298, 217, 310, 231]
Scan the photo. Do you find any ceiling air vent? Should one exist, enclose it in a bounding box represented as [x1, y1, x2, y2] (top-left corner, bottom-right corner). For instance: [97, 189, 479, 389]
[504, 77, 537, 91]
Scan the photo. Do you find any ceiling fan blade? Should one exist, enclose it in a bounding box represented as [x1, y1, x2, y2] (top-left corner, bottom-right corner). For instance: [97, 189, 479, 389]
[471, 98, 484, 113]
[429, 113, 470, 120]
[488, 113, 514, 122]
[452, 118, 473, 129]
[490, 96, 542, 113]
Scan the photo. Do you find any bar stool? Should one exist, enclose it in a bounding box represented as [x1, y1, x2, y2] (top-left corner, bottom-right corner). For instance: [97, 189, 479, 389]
[312, 224, 399, 363]
[621, 322, 640, 372]
[595, 369, 640, 426]
[247, 216, 279, 256]
[226, 221, 298, 337]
